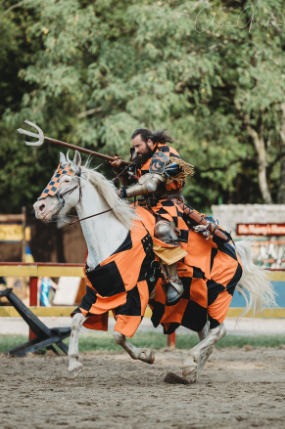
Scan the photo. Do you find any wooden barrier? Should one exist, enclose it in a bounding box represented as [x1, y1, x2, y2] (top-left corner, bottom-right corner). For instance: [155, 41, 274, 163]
[1, 263, 285, 348]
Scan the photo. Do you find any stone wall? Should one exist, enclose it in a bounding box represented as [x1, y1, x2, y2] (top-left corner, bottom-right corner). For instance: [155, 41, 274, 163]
[211, 204, 285, 237]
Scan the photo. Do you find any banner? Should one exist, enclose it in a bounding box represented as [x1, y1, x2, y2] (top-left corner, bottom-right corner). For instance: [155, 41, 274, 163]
[236, 224, 285, 236]
[0, 224, 31, 242]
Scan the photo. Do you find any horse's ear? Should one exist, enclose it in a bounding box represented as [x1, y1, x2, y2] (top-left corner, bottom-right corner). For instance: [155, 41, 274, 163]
[72, 150, 81, 170]
[60, 152, 67, 165]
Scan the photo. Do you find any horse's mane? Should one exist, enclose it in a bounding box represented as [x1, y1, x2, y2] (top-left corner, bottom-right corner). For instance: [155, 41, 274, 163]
[79, 163, 136, 230]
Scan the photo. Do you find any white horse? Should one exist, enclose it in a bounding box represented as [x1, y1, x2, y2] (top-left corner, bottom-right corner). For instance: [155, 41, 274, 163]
[33, 151, 276, 382]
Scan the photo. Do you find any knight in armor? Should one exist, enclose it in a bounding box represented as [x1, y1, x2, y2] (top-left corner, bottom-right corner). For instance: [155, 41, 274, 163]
[110, 128, 198, 305]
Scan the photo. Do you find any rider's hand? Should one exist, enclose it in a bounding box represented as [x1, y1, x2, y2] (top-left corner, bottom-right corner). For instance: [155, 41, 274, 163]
[109, 155, 122, 169]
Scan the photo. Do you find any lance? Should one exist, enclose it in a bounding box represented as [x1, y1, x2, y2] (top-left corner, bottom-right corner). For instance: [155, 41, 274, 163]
[17, 120, 131, 166]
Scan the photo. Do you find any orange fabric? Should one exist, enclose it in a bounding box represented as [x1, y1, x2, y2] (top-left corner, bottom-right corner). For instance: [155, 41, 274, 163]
[137, 280, 149, 316]
[160, 298, 188, 325]
[210, 249, 238, 287]
[208, 289, 233, 324]
[190, 278, 208, 308]
[114, 315, 142, 337]
[183, 232, 217, 280]
[83, 312, 108, 331]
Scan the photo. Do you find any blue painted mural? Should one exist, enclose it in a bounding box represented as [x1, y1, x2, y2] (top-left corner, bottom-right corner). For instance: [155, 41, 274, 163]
[231, 281, 285, 307]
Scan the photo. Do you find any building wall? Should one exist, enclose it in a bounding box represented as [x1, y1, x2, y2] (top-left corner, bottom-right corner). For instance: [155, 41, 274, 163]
[212, 204, 285, 237]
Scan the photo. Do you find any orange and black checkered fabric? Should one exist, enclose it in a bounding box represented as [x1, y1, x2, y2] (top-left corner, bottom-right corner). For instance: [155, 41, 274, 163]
[72, 207, 156, 337]
[72, 204, 242, 337]
[39, 163, 75, 200]
[151, 239, 242, 333]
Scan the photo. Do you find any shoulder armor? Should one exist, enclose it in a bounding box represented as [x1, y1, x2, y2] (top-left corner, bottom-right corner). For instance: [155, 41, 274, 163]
[149, 151, 170, 174]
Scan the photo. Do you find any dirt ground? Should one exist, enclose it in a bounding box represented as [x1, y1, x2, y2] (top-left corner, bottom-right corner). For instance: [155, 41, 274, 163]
[1, 347, 285, 429]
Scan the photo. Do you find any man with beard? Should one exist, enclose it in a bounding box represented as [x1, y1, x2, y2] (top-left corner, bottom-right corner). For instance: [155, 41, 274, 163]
[110, 128, 191, 305]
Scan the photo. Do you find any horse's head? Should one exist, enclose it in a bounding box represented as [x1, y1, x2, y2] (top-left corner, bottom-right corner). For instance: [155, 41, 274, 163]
[33, 151, 83, 221]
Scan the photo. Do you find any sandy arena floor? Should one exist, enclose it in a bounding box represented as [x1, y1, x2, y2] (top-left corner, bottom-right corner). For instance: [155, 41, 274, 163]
[1, 347, 285, 429]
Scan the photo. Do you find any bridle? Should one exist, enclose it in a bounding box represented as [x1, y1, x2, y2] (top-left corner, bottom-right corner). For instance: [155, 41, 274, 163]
[56, 166, 82, 213]
[54, 166, 113, 226]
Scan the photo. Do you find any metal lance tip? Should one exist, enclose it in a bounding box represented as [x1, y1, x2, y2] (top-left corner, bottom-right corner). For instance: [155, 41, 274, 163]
[17, 120, 44, 146]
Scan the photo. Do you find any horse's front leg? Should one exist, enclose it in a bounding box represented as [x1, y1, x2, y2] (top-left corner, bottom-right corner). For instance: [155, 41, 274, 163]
[182, 322, 226, 381]
[68, 313, 87, 378]
[113, 331, 155, 364]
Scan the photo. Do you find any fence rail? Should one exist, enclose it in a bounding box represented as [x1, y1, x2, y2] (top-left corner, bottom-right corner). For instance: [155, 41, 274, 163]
[1, 263, 285, 319]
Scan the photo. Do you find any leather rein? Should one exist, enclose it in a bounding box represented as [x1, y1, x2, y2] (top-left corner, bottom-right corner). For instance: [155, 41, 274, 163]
[55, 166, 113, 226]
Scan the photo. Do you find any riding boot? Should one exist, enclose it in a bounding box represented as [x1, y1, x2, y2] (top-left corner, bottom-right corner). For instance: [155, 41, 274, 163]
[165, 263, 184, 306]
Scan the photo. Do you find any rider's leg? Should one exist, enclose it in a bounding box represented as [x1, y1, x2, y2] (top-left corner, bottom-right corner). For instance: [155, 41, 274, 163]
[154, 220, 185, 305]
[68, 312, 87, 378]
[113, 331, 155, 364]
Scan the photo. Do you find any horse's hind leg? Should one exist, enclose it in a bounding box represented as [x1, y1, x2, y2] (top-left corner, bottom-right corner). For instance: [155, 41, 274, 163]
[182, 323, 226, 381]
[113, 331, 155, 364]
[68, 313, 87, 378]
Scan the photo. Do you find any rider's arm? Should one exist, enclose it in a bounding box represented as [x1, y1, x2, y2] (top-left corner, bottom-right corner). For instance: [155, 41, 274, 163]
[122, 173, 165, 198]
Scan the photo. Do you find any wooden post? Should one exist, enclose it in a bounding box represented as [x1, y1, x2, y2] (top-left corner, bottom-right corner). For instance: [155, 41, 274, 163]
[29, 277, 38, 340]
[21, 206, 26, 262]
[167, 332, 176, 348]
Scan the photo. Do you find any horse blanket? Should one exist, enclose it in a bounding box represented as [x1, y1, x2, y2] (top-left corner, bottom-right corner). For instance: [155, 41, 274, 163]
[72, 204, 242, 336]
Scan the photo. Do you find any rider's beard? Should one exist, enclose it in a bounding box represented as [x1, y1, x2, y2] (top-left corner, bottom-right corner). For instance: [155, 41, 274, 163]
[135, 144, 153, 166]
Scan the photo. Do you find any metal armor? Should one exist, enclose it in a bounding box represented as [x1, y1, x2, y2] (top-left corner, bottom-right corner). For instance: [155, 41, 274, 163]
[125, 173, 165, 198]
[154, 220, 184, 305]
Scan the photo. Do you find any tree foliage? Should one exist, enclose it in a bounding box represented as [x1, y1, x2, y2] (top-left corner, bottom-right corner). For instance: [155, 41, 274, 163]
[1, 0, 285, 213]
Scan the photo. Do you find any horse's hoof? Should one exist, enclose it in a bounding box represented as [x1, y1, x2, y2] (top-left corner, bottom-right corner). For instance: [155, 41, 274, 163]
[182, 357, 197, 377]
[184, 369, 198, 383]
[140, 348, 155, 364]
[68, 361, 83, 379]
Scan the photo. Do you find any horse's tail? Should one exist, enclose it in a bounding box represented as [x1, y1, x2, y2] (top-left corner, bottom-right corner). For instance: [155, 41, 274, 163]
[235, 240, 277, 318]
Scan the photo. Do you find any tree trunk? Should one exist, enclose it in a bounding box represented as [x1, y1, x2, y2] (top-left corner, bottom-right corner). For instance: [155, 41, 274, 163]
[246, 124, 272, 204]
[277, 103, 285, 203]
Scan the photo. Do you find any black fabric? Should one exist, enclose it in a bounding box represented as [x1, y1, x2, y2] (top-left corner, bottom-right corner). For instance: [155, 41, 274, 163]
[86, 261, 125, 297]
[160, 200, 175, 207]
[208, 314, 220, 329]
[210, 248, 218, 272]
[163, 322, 180, 335]
[115, 286, 141, 317]
[226, 263, 243, 293]
[207, 280, 225, 306]
[180, 276, 192, 300]
[172, 216, 178, 227]
[218, 242, 237, 260]
[183, 214, 200, 227]
[141, 233, 153, 255]
[193, 267, 205, 279]
[181, 300, 208, 332]
[74, 285, 97, 313]
[179, 230, 189, 243]
[112, 231, 132, 255]
[159, 146, 170, 153]
[212, 230, 231, 245]
[151, 301, 165, 327]
[156, 208, 170, 216]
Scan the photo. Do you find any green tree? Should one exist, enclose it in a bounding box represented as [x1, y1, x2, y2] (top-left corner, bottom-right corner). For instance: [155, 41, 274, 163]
[1, 0, 285, 214]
